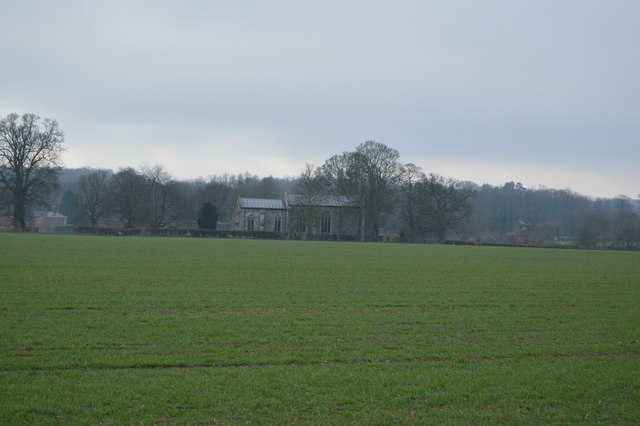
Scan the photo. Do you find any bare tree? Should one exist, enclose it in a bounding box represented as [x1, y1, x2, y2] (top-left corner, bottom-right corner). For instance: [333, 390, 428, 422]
[417, 174, 476, 242]
[611, 196, 640, 249]
[0, 185, 10, 215]
[398, 163, 426, 242]
[191, 175, 235, 223]
[255, 176, 281, 199]
[321, 141, 400, 240]
[321, 152, 366, 240]
[141, 164, 191, 228]
[576, 215, 606, 248]
[109, 167, 148, 228]
[0, 113, 64, 230]
[357, 141, 402, 240]
[78, 169, 111, 227]
[291, 163, 325, 237]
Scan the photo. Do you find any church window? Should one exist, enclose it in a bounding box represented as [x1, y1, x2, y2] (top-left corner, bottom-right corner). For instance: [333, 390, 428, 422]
[321, 214, 331, 233]
[297, 216, 306, 233]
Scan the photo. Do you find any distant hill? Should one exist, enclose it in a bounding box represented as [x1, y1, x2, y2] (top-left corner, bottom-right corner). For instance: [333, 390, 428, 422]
[57, 167, 114, 184]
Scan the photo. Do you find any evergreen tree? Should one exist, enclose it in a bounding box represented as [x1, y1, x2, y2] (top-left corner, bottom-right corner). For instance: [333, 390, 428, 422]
[197, 202, 218, 229]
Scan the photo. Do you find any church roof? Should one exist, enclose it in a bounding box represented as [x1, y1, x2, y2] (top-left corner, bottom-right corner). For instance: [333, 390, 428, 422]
[238, 195, 360, 210]
[239, 198, 286, 210]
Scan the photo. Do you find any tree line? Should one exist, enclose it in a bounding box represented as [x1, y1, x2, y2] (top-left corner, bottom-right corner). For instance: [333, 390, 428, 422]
[2, 113, 639, 249]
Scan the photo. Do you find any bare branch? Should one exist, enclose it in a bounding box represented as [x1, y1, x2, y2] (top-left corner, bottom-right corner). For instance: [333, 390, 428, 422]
[0, 113, 65, 230]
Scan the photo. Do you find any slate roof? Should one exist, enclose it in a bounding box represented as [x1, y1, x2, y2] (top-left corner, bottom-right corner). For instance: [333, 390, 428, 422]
[239, 198, 286, 210]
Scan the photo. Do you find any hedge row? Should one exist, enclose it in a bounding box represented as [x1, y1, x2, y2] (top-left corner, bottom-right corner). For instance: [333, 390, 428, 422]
[74, 227, 284, 239]
[73, 227, 360, 241]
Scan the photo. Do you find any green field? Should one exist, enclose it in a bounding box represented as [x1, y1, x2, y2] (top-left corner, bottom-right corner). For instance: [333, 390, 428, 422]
[1, 233, 639, 424]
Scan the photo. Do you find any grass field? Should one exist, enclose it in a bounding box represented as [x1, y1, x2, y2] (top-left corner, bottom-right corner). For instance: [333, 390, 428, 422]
[0, 233, 639, 423]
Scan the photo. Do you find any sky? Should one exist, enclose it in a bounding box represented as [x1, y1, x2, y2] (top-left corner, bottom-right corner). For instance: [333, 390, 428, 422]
[1, 0, 638, 199]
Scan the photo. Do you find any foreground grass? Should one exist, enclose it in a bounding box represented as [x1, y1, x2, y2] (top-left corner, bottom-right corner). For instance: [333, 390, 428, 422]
[0, 233, 638, 423]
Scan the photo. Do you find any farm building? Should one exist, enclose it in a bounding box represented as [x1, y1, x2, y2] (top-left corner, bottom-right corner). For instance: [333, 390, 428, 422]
[34, 211, 68, 233]
[234, 194, 361, 240]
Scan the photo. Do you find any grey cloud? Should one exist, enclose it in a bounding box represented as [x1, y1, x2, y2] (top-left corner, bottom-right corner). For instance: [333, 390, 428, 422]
[1, 0, 638, 197]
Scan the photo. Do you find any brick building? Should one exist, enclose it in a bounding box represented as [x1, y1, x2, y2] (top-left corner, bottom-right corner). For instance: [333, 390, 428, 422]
[35, 211, 68, 233]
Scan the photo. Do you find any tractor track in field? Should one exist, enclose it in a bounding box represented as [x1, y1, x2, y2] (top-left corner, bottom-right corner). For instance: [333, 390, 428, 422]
[2, 351, 639, 373]
[1, 338, 638, 350]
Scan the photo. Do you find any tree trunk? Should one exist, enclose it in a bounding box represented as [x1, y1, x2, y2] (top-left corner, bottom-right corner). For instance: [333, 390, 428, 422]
[360, 206, 365, 242]
[13, 194, 26, 231]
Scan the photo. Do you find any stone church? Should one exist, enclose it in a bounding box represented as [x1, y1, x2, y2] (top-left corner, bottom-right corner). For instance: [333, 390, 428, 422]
[234, 193, 361, 240]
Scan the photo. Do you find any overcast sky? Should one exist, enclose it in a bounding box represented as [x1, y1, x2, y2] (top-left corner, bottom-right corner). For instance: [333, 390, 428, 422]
[1, 1, 638, 198]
